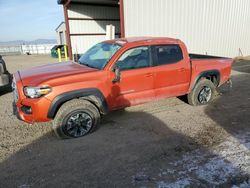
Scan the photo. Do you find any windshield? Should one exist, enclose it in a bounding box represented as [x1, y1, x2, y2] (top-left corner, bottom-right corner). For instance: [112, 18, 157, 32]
[78, 42, 121, 69]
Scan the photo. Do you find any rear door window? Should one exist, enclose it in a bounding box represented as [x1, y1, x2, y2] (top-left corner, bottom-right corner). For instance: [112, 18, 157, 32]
[154, 45, 183, 65]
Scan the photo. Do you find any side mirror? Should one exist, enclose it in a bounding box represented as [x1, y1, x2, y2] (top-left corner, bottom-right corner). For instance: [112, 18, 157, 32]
[112, 65, 121, 83]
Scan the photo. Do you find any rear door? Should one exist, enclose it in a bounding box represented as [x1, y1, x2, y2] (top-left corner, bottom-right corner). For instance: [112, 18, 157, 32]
[152, 44, 191, 98]
[110, 46, 155, 109]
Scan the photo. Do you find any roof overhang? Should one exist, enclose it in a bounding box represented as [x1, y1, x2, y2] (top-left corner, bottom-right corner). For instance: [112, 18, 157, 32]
[55, 22, 65, 31]
[57, 0, 119, 6]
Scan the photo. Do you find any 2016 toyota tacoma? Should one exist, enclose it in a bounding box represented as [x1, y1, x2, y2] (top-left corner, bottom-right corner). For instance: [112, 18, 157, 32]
[12, 37, 233, 139]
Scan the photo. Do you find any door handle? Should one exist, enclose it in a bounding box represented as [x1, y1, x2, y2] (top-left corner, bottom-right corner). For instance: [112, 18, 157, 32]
[144, 73, 154, 77]
[178, 68, 185, 72]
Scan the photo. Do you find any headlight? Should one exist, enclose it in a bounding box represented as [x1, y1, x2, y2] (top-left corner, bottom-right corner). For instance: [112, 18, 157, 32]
[24, 86, 51, 98]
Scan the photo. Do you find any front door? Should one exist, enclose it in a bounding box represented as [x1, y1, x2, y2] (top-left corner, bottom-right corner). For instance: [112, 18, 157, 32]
[110, 46, 155, 109]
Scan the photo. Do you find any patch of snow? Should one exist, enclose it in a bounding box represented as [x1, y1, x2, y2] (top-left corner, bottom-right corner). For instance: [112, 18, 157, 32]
[231, 179, 250, 188]
[196, 157, 241, 185]
[157, 178, 191, 188]
[171, 132, 250, 186]
[132, 171, 151, 183]
[134, 131, 250, 187]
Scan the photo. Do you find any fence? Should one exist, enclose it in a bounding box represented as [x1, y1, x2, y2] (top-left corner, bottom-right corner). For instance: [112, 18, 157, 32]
[0, 44, 56, 56]
[0, 45, 22, 56]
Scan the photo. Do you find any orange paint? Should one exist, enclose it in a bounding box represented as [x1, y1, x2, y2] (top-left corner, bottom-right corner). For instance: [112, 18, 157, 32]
[13, 37, 233, 123]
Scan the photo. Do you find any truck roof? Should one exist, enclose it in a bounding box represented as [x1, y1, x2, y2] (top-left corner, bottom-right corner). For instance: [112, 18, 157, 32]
[106, 37, 180, 46]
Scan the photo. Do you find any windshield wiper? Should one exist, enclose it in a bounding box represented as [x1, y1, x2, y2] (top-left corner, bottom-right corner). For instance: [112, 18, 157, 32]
[78, 61, 96, 69]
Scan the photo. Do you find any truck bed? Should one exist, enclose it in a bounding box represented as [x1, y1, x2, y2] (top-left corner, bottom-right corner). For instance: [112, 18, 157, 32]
[188, 53, 233, 88]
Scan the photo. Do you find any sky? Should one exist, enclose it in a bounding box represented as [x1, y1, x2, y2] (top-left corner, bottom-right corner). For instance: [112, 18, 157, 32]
[0, 0, 64, 41]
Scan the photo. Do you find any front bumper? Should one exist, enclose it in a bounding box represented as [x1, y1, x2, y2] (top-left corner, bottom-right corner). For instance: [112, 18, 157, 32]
[13, 102, 34, 123]
[12, 95, 53, 123]
[12, 101, 23, 121]
[12, 73, 52, 123]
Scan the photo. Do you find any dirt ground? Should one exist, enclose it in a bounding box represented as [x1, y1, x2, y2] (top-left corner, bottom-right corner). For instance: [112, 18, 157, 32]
[0, 55, 249, 188]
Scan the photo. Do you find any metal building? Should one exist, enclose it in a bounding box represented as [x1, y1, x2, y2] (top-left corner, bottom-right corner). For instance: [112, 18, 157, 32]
[55, 22, 66, 45]
[58, 0, 250, 59]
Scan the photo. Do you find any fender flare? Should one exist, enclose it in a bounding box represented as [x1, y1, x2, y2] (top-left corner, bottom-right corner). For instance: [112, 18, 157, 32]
[47, 88, 108, 119]
[191, 70, 220, 90]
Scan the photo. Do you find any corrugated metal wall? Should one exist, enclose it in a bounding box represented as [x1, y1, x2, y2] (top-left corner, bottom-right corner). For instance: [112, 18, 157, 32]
[68, 4, 120, 54]
[70, 35, 120, 55]
[123, 0, 250, 57]
[69, 20, 120, 34]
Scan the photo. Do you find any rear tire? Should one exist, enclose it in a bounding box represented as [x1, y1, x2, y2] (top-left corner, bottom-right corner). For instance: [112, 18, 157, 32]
[187, 79, 216, 106]
[52, 99, 100, 139]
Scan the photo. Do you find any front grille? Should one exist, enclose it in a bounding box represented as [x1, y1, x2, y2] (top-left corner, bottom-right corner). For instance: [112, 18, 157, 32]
[12, 77, 19, 102]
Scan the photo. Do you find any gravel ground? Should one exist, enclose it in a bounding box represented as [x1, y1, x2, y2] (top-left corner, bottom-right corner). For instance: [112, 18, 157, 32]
[0, 55, 249, 188]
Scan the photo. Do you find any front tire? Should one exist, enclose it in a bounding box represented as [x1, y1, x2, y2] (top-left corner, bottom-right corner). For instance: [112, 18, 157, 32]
[187, 79, 216, 106]
[52, 99, 100, 139]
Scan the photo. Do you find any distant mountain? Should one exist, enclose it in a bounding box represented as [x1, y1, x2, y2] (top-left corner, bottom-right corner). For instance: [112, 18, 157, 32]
[31, 39, 57, 44]
[0, 40, 25, 45]
[0, 39, 56, 45]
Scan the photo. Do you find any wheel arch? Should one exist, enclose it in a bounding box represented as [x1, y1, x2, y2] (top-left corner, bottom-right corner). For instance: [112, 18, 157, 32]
[191, 70, 220, 91]
[47, 88, 108, 119]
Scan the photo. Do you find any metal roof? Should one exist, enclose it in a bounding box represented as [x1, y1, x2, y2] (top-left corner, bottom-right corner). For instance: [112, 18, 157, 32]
[55, 22, 65, 31]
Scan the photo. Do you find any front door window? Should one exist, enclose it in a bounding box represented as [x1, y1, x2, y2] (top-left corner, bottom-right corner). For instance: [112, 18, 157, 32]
[116, 46, 150, 71]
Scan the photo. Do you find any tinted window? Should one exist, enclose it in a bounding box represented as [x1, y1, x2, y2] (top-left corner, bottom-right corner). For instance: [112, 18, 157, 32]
[155, 45, 183, 65]
[116, 47, 150, 71]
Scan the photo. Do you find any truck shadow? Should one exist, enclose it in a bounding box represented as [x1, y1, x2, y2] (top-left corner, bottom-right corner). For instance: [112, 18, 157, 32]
[232, 60, 250, 73]
[205, 72, 250, 149]
[0, 110, 248, 187]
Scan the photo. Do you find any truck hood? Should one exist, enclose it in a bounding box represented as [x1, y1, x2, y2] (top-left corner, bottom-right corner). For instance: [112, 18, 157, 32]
[19, 61, 98, 86]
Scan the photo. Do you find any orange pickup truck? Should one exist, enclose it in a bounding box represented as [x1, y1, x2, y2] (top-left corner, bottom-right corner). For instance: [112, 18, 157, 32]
[12, 37, 233, 139]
